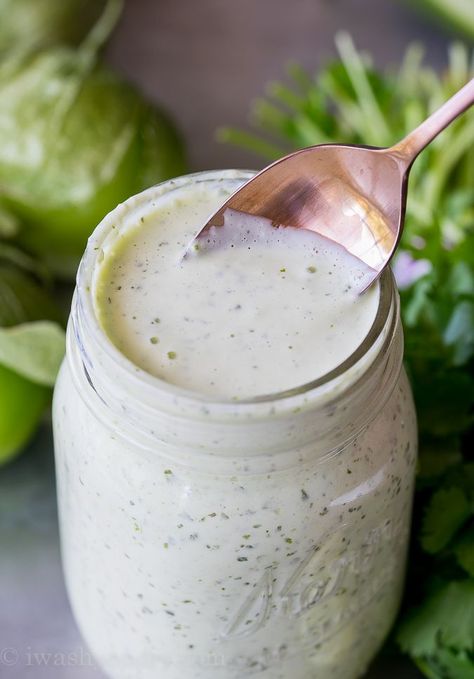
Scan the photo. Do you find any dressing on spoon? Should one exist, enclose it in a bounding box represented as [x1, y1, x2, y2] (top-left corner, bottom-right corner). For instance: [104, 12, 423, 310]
[193, 78, 474, 291]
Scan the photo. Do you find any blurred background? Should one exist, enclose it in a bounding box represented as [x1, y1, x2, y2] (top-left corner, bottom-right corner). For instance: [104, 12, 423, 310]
[1, 0, 473, 677]
[107, 0, 453, 170]
[107, 0, 456, 169]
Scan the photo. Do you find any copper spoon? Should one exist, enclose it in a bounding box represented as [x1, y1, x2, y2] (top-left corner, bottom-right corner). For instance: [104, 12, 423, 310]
[193, 78, 474, 290]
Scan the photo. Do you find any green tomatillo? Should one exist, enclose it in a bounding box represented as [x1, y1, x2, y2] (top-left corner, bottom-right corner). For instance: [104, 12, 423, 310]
[0, 0, 186, 277]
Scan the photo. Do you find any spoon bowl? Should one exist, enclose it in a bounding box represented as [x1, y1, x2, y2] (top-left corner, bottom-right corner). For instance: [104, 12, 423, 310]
[193, 78, 474, 291]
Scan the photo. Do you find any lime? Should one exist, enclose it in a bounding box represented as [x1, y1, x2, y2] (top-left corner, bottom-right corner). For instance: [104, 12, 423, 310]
[0, 362, 49, 466]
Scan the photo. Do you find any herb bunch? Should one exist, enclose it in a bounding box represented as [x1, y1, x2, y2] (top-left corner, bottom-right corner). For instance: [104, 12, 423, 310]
[221, 34, 474, 677]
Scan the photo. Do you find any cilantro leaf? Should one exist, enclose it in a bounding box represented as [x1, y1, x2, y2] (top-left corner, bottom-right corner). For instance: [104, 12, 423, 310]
[397, 580, 474, 656]
[417, 649, 474, 679]
[421, 487, 472, 554]
[455, 530, 474, 577]
[443, 301, 474, 366]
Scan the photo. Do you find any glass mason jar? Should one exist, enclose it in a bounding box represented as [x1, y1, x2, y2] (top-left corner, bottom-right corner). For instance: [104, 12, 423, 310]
[53, 170, 417, 679]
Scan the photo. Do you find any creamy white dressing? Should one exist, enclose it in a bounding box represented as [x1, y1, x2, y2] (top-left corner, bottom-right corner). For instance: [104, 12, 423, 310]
[53, 172, 417, 679]
[95, 182, 379, 399]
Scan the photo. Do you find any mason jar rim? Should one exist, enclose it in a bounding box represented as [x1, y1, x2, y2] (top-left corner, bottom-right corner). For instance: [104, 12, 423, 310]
[74, 169, 397, 416]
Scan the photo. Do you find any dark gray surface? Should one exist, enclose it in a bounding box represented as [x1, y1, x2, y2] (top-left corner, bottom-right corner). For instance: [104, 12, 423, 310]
[0, 426, 104, 677]
[1, 0, 447, 675]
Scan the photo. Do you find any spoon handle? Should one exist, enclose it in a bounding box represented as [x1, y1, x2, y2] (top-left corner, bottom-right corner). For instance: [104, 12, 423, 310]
[391, 77, 474, 166]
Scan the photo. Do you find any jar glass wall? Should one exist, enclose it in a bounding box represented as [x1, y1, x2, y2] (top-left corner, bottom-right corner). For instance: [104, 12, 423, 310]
[53, 171, 417, 679]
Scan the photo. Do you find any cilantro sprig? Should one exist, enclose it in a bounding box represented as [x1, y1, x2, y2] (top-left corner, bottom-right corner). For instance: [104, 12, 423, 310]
[221, 35, 474, 677]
